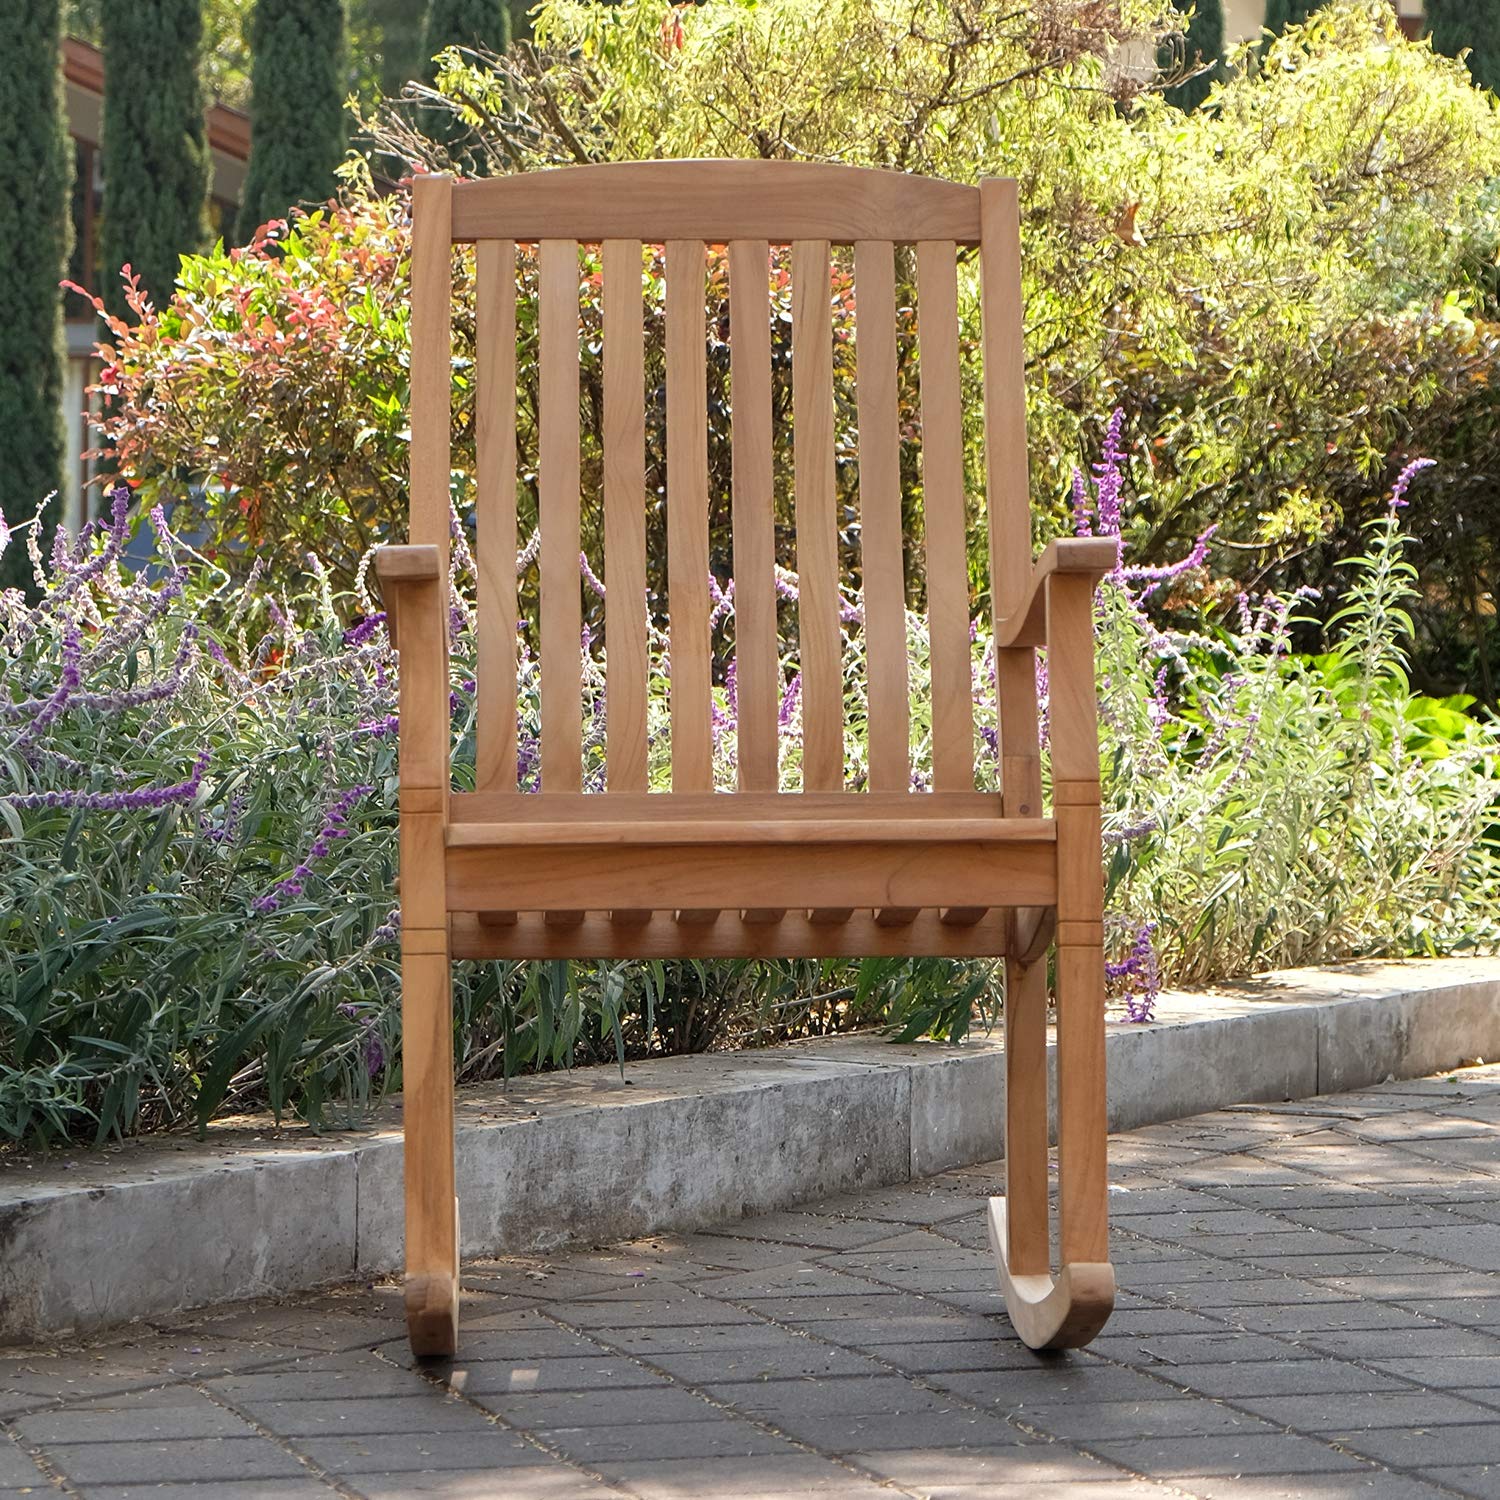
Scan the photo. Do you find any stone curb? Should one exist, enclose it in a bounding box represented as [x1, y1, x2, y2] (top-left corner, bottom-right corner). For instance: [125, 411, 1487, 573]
[3, 957, 1497, 1342]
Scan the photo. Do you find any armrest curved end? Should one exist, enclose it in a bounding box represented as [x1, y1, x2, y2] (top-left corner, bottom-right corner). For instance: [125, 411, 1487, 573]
[995, 537, 1117, 649]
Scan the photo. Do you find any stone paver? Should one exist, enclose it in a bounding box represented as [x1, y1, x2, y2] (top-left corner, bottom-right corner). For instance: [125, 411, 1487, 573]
[4, 1063, 1499, 1499]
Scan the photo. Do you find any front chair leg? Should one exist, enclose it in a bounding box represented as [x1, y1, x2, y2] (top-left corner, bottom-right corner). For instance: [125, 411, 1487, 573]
[402, 944, 459, 1358]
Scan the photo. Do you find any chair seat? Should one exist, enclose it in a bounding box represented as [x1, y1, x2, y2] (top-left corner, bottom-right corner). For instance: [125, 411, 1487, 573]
[445, 813, 1055, 924]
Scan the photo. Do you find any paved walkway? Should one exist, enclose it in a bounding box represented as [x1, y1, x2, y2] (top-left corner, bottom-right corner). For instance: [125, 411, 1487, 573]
[3, 1065, 1499, 1500]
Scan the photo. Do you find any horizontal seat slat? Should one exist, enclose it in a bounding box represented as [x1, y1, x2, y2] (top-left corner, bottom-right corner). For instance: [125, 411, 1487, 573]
[451, 909, 1014, 961]
[446, 818, 1054, 848]
[446, 837, 1055, 914]
[449, 790, 1010, 822]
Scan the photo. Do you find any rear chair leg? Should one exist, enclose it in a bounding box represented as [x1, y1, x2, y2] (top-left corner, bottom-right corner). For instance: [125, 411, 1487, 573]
[403, 942, 459, 1357]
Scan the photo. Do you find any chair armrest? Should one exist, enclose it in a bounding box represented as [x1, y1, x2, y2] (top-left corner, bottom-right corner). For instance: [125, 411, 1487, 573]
[373, 544, 443, 649]
[995, 537, 1117, 649]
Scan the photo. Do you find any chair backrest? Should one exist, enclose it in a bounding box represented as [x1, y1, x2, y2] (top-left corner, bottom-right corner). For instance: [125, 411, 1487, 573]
[407, 160, 1035, 807]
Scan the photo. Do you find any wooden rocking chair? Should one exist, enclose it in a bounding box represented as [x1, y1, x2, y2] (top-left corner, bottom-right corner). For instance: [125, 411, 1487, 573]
[375, 162, 1116, 1360]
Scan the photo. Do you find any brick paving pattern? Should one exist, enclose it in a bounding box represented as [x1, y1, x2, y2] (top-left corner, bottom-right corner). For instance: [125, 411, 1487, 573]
[3, 1064, 1499, 1498]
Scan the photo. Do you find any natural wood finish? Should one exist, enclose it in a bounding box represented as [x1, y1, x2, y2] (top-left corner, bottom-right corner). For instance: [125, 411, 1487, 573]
[728, 239, 778, 792]
[989, 1199, 1116, 1349]
[476, 238, 518, 794]
[916, 240, 975, 793]
[1002, 956, 1049, 1276]
[792, 240, 843, 791]
[538, 239, 583, 792]
[449, 161, 982, 245]
[666, 239, 713, 791]
[452, 908, 1014, 960]
[377, 545, 443, 581]
[980, 178, 1031, 634]
[448, 835, 1057, 914]
[452, 790, 1008, 822]
[997, 537, 1117, 650]
[402, 950, 459, 1358]
[388, 167, 1115, 1360]
[448, 817, 1055, 848]
[854, 239, 908, 793]
[602, 239, 649, 792]
[409, 175, 453, 570]
[940, 906, 989, 927]
[375, 551, 449, 800]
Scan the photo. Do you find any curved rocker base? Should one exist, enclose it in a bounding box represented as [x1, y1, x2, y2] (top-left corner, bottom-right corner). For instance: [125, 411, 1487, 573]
[405, 1199, 461, 1359]
[988, 1197, 1115, 1350]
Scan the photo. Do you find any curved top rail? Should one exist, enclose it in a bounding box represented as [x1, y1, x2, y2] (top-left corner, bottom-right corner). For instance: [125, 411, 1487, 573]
[447, 160, 985, 245]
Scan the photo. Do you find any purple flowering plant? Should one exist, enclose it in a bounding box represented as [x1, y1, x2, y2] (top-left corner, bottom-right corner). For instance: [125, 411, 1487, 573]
[5, 423, 1498, 1145]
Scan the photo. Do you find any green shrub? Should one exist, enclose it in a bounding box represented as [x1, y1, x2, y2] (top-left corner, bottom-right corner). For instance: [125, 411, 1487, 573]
[0, 0, 72, 591]
[100, 0, 211, 317]
[4, 434, 1497, 1145]
[238, 0, 349, 240]
[365, 0, 1500, 606]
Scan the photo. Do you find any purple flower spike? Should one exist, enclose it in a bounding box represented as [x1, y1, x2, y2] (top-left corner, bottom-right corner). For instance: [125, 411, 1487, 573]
[1388, 457, 1436, 511]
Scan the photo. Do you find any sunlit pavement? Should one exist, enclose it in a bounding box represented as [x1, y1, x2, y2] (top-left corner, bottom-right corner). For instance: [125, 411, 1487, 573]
[4, 1064, 1499, 1499]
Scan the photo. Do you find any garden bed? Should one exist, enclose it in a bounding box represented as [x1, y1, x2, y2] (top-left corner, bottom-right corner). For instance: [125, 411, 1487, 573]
[2, 956, 1497, 1343]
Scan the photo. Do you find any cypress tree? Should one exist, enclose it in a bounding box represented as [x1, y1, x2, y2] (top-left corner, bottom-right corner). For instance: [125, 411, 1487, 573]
[100, 0, 210, 320]
[422, 0, 510, 77]
[238, 0, 348, 242]
[0, 0, 73, 585]
[362, 0, 428, 94]
[1163, 0, 1224, 111]
[1263, 0, 1327, 36]
[1427, 0, 1500, 95]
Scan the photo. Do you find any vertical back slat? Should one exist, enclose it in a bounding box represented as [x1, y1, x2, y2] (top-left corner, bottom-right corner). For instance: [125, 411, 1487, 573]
[853, 239, 907, 793]
[980, 179, 1032, 625]
[665, 239, 713, 792]
[981, 179, 1043, 820]
[538, 238, 583, 792]
[409, 174, 453, 568]
[475, 239, 518, 794]
[727, 239, 777, 792]
[916, 240, 975, 793]
[602, 239, 649, 792]
[791, 239, 843, 792]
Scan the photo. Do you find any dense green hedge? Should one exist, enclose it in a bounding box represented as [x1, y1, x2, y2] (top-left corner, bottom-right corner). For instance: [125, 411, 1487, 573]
[100, 0, 210, 317]
[0, 0, 72, 590]
[238, 0, 348, 240]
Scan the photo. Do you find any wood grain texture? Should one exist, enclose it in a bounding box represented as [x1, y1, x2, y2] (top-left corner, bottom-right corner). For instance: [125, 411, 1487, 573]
[666, 239, 713, 791]
[728, 240, 778, 792]
[791, 240, 843, 791]
[1055, 939, 1109, 1265]
[1003, 955, 1049, 1276]
[410, 175, 454, 567]
[916, 241, 975, 793]
[389, 163, 1117, 1361]
[538, 239, 583, 792]
[448, 817, 1055, 848]
[854, 239, 908, 793]
[401, 949, 459, 1357]
[450, 161, 982, 244]
[452, 908, 1014, 960]
[475, 238, 518, 794]
[447, 836, 1056, 914]
[602, 239, 649, 792]
[452, 789, 1008, 822]
[979, 178, 1030, 625]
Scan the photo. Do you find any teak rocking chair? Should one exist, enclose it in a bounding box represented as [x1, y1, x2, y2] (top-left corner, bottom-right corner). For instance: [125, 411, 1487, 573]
[375, 161, 1117, 1360]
